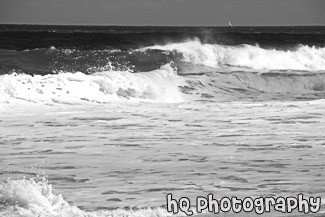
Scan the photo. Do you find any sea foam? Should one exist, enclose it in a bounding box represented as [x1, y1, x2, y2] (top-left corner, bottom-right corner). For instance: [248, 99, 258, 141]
[0, 179, 172, 217]
[143, 40, 325, 71]
[0, 64, 184, 105]
[1, 58, 325, 105]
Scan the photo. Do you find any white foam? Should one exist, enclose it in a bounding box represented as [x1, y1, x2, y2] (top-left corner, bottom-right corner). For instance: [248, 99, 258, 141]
[0, 179, 173, 217]
[0, 179, 85, 217]
[1, 59, 325, 106]
[0, 64, 185, 105]
[143, 40, 325, 71]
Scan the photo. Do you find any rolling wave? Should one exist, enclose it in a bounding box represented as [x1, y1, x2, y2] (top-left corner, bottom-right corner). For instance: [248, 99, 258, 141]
[0, 65, 183, 104]
[1, 64, 325, 105]
[143, 40, 325, 72]
[1, 39, 325, 104]
[1, 40, 325, 76]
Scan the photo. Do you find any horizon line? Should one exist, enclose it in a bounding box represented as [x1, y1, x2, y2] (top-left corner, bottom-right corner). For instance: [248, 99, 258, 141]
[1, 23, 325, 27]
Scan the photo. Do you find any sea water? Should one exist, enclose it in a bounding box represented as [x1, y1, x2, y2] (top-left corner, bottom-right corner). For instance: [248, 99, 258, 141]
[0, 25, 325, 217]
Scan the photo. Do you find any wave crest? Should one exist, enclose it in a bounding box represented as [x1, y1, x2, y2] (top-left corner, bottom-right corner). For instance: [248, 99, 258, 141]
[0, 64, 183, 104]
[144, 40, 325, 71]
[1, 62, 325, 105]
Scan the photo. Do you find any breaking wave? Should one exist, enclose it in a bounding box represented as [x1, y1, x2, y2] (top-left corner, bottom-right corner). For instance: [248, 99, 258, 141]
[2, 40, 325, 76]
[1, 40, 325, 104]
[0, 64, 184, 104]
[143, 40, 325, 72]
[1, 64, 325, 105]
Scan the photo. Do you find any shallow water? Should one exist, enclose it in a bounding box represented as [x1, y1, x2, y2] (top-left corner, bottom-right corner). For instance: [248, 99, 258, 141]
[1, 99, 324, 214]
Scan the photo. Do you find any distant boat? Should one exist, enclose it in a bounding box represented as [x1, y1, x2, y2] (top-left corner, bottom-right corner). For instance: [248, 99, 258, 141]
[228, 20, 233, 28]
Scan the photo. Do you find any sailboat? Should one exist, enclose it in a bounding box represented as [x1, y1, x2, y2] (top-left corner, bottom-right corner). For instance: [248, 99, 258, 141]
[228, 20, 233, 28]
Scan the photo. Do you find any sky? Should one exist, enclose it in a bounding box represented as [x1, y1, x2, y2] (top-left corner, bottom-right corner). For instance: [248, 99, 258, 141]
[0, 0, 324, 26]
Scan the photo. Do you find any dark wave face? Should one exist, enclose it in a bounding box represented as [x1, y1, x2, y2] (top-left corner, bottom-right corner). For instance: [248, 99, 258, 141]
[0, 47, 183, 75]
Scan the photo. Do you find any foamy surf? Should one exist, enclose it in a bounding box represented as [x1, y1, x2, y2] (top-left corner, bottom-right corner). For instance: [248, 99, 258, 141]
[0, 179, 173, 217]
[1, 178, 324, 217]
[1, 65, 325, 105]
[0, 64, 185, 105]
[0, 178, 85, 217]
[142, 40, 325, 72]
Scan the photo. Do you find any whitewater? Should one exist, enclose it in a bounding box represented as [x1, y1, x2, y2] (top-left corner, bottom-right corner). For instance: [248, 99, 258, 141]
[1, 25, 325, 217]
[142, 40, 325, 71]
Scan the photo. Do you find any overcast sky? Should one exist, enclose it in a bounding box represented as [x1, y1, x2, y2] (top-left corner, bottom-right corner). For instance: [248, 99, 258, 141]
[0, 0, 324, 26]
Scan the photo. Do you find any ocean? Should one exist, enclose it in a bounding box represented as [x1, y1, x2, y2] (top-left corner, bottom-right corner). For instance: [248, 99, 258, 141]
[0, 25, 325, 217]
